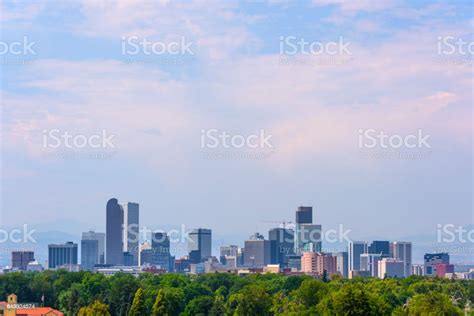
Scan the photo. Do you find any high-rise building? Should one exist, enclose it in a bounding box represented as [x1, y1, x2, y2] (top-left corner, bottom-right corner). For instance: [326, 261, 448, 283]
[220, 245, 239, 265]
[296, 206, 312, 224]
[268, 228, 294, 267]
[81, 239, 98, 271]
[82, 231, 105, 264]
[368, 241, 390, 256]
[360, 253, 382, 277]
[297, 224, 322, 253]
[243, 233, 272, 268]
[378, 258, 405, 278]
[122, 202, 139, 266]
[295, 206, 313, 254]
[436, 263, 454, 277]
[412, 264, 424, 276]
[336, 251, 348, 277]
[301, 252, 337, 276]
[390, 242, 412, 277]
[424, 253, 449, 276]
[141, 232, 171, 271]
[106, 198, 124, 265]
[11, 251, 35, 271]
[188, 229, 212, 262]
[48, 242, 78, 269]
[348, 241, 367, 272]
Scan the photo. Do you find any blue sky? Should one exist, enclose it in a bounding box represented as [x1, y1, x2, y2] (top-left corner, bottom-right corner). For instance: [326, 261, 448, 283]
[0, 0, 472, 249]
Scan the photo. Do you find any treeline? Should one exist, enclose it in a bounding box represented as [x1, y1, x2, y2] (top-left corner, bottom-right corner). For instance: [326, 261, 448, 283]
[0, 271, 472, 315]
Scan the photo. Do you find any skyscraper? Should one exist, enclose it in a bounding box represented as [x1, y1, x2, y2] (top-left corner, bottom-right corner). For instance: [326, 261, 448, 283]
[424, 252, 449, 276]
[48, 242, 78, 269]
[268, 228, 294, 267]
[378, 258, 405, 278]
[188, 228, 212, 262]
[11, 251, 35, 271]
[390, 241, 412, 277]
[297, 224, 322, 253]
[348, 241, 367, 272]
[294, 206, 322, 254]
[106, 198, 124, 265]
[336, 251, 348, 277]
[141, 232, 172, 271]
[244, 233, 272, 268]
[360, 253, 382, 277]
[82, 230, 105, 264]
[122, 202, 139, 265]
[220, 245, 239, 266]
[296, 206, 312, 224]
[368, 241, 390, 256]
[81, 239, 98, 271]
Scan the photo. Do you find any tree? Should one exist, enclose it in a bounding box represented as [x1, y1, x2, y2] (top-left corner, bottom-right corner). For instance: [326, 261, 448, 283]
[78, 300, 111, 316]
[151, 288, 185, 316]
[184, 296, 214, 315]
[108, 273, 139, 316]
[291, 279, 327, 308]
[407, 293, 463, 315]
[129, 288, 146, 316]
[229, 284, 272, 316]
[58, 283, 87, 316]
[209, 294, 227, 316]
[183, 282, 212, 303]
[317, 282, 390, 316]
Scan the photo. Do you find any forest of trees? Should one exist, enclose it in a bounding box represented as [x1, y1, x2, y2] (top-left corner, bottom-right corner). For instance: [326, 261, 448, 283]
[0, 271, 472, 315]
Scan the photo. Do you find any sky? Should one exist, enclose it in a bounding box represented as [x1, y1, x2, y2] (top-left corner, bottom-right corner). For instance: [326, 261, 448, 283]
[0, 0, 472, 252]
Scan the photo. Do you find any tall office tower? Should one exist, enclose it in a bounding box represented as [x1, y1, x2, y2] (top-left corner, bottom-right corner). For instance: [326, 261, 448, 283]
[390, 241, 412, 277]
[244, 233, 272, 268]
[82, 231, 105, 264]
[188, 228, 212, 262]
[378, 258, 405, 278]
[11, 251, 35, 270]
[296, 206, 313, 224]
[301, 252, 337, 276]
[424, 252, 449, 276]
[368, 241, 390, 256]
[106, 198, 124, 265]
[81, 239, 98, 271]
[237, 247, 245, 266]
[297, 224, 322, 253]
[348, 241, 367, 272]
[141, 232, 171, 271]
[336, 251, 348, 277]
[122, 202, 139, 266]
[360, 253, 382, 277]
[269, 228, 294, 267]
[48, 242, 78, 269]
[220, 245, 239, 265]
[295, 206, 320, 254]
